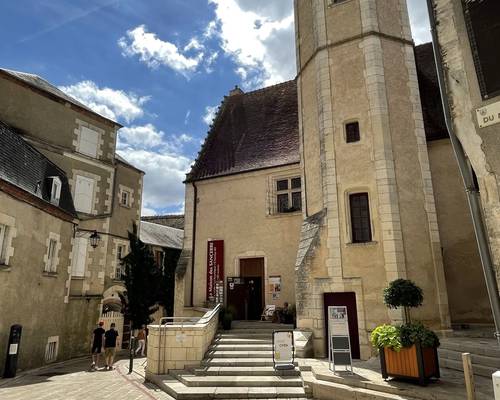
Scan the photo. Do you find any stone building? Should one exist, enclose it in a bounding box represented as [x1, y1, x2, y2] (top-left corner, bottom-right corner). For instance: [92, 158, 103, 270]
[432, 0, 500, 290]
[175, 0, 493, 359]
[0, 68, 144, 373]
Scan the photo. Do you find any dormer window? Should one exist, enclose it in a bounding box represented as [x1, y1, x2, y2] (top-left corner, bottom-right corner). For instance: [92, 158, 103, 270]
[48, 177, 62, 205]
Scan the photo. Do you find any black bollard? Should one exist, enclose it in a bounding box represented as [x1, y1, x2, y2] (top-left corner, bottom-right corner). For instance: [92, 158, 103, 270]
[129, 336, 135, 374]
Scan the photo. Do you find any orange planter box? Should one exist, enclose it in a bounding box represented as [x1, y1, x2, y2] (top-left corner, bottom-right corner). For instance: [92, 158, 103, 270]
[380, 343, 440, 385]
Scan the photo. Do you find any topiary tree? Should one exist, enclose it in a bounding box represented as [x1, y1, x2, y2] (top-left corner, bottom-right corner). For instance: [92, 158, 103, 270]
[383, 279, 423, 324]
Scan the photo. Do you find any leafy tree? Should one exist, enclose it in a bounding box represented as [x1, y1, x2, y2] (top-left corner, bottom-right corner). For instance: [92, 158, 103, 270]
[121, 224, 160, 329]
[383, 279, 423, 324]
[156, 248, 181, 318]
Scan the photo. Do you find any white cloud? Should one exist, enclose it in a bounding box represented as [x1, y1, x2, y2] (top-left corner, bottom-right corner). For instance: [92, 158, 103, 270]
[202, 105, 218, 125]
[407, 0, 431, 44]
[117, 147, 192, 213]
[118, 25, 204, 76]
[208, 0, 295, 88]
[118, 124, 164, 149]
[59, 80, 149, 123]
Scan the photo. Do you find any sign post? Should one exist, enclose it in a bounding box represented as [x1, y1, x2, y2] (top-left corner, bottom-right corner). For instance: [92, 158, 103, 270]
[272, 330, 295, 371]
[328, 306, 353, 374]
[206, 240, 224, 302]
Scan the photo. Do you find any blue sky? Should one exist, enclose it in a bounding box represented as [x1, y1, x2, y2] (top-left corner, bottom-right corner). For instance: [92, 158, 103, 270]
[0, 0, 431, 215]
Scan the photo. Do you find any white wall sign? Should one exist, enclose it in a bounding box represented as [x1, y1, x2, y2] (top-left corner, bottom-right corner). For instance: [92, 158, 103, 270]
[476, 101, 500, 128]
[8, 343, 18, 355]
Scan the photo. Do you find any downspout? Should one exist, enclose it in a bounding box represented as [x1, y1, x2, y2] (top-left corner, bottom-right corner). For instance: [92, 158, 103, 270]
[426, 0, 500, 346]
[190, 181, 198, 307]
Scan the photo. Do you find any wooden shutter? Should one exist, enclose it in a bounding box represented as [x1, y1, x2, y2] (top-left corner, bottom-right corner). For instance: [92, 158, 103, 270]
[79, 127, 99, 158]
[74, 175, 94, 213]
[71, 237, 87, 277]
[349, 193, 372, 243]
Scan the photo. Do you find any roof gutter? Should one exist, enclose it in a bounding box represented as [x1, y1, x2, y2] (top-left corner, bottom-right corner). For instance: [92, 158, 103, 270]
[426, 0, 500, 346]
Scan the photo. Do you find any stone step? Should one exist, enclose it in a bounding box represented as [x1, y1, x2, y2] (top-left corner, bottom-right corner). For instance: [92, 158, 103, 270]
[216, 333, 273, 340]
[438, 348, 500, 369]
[439, 357, 497, 378]
[175, 373, 304, 388]
[231, 323, 294, 330]
[224, 329, 276, 335]
[213, 338, 273, 345]
[209, 344, 274, 351]
[193, 366, 300, 377]
[440, 339, 500, 358]
[150, 375, 307, 399]
[205, 350, 273, 359]
[203, 358, 298, 367]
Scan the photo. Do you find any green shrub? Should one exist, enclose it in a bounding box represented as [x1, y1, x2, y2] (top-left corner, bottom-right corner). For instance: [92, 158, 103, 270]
[383, 279, 423, 309]
[370, 325, 402, 351]
[399, 323, 440, 348]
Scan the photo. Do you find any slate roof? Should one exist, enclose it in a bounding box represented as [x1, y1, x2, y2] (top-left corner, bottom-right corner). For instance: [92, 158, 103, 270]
[141, 215, 185, 230]
[0, 120, 76, 217]
[0, 68, 121, 128]
[140, 221, 183, 250]
[186, 80, 299, 182]
[414, 43, 448, 141]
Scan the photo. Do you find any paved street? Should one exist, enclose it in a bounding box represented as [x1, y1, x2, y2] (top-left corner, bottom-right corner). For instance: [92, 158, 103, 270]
[0, 356, 174, 400]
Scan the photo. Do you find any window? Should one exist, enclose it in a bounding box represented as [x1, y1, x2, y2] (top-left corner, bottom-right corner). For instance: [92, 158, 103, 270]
[48, 177, 62, 206]
[276, 177, 302, 213]
[115, 244, 125, 279]
[78, 126, 99, 158]
[349, 193, 372, 243]
[463, 0, 500, 98]
[74, 175, 94, 214]
[345, 122, 360, 143]
[120, 190, 130, 207]
[45, 336, 59, 363]
[0, 224, 8, 264]
[45, 239, 58, 273]
[71, 237, 88, 277]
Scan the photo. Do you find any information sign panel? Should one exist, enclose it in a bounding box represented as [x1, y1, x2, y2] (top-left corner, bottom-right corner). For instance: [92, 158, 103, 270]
[272, 330, 295, 370]
[328, 306, 353, 373]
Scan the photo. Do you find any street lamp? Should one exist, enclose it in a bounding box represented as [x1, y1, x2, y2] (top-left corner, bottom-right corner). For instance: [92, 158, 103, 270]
[89, 230, 101, 249]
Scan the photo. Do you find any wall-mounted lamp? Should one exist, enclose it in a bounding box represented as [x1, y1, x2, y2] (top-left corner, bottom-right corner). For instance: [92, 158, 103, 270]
[89, 230, 101, 249]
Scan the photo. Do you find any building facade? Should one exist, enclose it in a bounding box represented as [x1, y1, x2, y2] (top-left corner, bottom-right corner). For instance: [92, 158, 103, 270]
[175, 0, 493, 360]
[432, 0, 500, 290]
[0, 69, 144, 373]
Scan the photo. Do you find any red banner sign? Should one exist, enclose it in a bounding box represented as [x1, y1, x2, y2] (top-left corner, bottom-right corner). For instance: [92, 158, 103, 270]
[206, 240, 224, 301]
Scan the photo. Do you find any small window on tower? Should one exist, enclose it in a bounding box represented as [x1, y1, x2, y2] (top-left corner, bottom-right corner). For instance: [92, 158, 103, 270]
[345, 122, 360, 143]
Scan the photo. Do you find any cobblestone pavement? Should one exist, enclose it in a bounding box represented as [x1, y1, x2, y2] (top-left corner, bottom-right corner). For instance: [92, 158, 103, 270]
[0, 356, 174, 400]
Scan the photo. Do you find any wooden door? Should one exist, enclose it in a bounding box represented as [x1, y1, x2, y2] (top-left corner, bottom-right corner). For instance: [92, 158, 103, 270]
[240, 258, 265, 306]
[323, 292, 361, 359]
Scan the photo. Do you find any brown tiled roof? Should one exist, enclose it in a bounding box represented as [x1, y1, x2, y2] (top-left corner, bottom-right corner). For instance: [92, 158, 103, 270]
[186, 80, 299, 182]
[186, 45, 446, 183]
[414, 43, 448, 141]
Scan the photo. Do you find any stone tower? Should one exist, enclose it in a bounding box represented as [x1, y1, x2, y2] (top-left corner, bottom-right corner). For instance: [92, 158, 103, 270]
[294, 0, 451, 358]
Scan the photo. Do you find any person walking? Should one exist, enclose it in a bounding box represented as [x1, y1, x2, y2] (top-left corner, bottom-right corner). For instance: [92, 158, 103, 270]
[104, 323, 119, 370]
[90, 321, 105, 370]
[135, 325, 146, 357]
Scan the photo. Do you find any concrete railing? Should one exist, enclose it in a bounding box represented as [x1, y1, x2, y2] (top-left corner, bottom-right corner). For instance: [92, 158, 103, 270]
[146, 303, 221, 375]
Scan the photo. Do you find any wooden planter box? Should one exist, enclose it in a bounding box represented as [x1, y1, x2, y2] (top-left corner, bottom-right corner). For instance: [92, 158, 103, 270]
[379, 342, 440, 385]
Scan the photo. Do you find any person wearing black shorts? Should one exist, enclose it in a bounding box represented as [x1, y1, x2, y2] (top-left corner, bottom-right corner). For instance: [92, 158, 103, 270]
[91, 321, 105, 370]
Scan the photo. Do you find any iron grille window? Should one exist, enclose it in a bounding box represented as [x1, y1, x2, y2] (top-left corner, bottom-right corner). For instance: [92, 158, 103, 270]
[121, 190, 130, 207]
[45, 239, 58, 273]
[463, 0, 500, 99]
[0, 224, 8, 264]
[275, 177, 302, 213]
[349, 193, 372, 243]
[115, 244, 125, 280]
[346, 122, 360, 143]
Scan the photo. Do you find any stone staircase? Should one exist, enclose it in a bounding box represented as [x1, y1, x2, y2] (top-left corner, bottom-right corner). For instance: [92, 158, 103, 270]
[438, 336, 500, 378]
[151, 321, 310, 399]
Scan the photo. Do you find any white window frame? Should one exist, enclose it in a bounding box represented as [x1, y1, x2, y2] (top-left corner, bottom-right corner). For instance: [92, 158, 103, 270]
[44, 238, 58, 273]
[0, 224, 8, 264]
[74, 175, 95, 214]
[49, 177, 62, 205]
[274, 176, 302, 214]
[115, 244, 126, 279]
[45, 336, 59, 363]
[77, 126, 99, 158]
[120, 190, 130, 207]
[71, 237, 88, 278]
